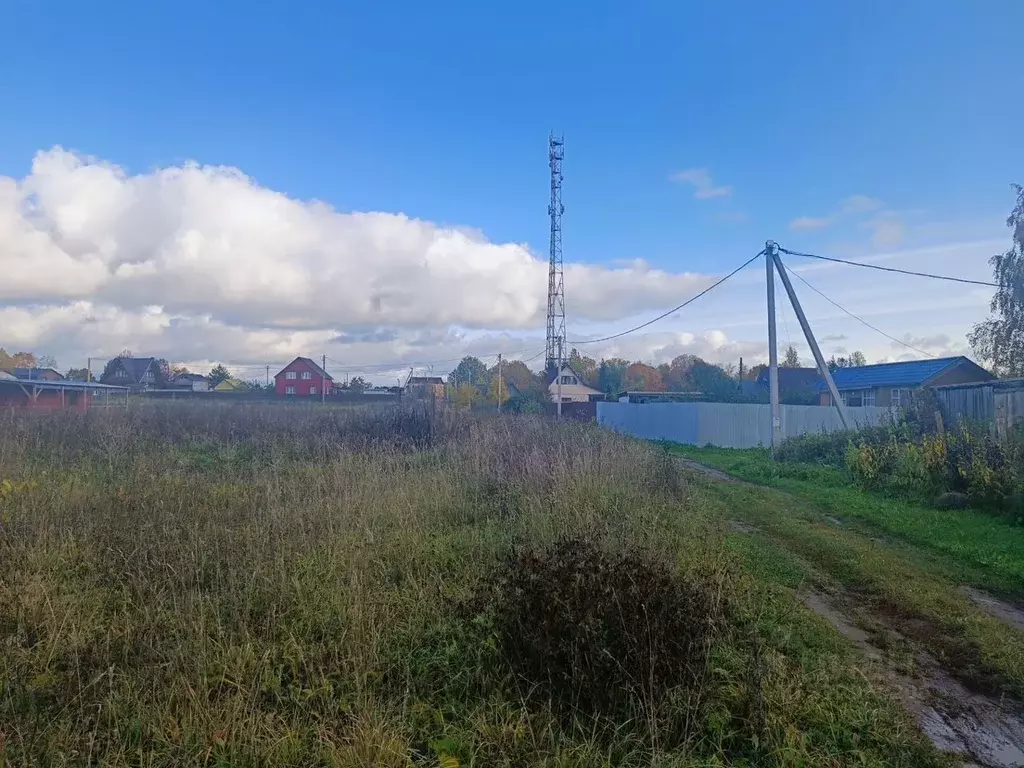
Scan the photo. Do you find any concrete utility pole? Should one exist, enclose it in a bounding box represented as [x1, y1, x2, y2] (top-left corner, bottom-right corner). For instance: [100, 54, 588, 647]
[496, 353, 503, 412]
[86, 357, 91, 382]
[556, 342, 563, 418]
[265, 365, 270, 387]
[765, 242, 782, 451]
[770, 250, 850, 429]
[321, 354, 327, 403]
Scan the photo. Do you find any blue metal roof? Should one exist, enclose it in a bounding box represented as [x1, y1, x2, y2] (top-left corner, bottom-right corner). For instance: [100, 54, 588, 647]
[814, 356, 982, 391]
[0, 379, 128, 392]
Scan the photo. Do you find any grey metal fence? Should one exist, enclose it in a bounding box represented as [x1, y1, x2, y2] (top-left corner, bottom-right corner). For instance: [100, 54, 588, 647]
[596, 401, 890, 449]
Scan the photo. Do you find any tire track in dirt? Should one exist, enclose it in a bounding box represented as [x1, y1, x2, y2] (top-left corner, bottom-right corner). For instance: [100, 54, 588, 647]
[679, 457, 1024, 767]
[800, 588, 1024, 768]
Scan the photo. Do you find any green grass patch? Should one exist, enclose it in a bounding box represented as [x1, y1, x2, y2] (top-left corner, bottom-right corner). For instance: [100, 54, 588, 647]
[699, 478, 1024, 701]
[671, 444, 1024, 601]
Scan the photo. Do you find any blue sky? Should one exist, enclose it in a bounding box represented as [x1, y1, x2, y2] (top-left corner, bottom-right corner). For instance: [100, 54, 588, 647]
[0, 1, 1020, 377]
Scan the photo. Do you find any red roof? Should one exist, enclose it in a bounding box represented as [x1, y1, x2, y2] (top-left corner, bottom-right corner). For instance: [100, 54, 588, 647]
[274, 356, 333, 381]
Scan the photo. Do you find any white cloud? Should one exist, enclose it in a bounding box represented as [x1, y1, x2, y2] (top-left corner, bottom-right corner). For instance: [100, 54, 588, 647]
[790, 216, 832, 231]
[865, 214, 905, 248]
[0, 149, 1002, 382]
[670, 168, 732, 199]
[789, 193, 886, 231]
[0, 147, 730, 372]
[839, 195, 884, 215]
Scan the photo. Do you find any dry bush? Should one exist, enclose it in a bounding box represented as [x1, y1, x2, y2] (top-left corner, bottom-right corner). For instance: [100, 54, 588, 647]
[468, 538, 724, 739]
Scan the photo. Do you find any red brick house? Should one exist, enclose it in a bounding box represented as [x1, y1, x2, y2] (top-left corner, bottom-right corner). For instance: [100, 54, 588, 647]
[274, 357, 334, 398]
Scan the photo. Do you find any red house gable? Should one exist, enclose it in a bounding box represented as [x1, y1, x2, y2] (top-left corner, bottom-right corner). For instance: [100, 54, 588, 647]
[274, 357, 334, 398]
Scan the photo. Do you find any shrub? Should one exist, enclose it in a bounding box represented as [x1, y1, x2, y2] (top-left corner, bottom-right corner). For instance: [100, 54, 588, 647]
[835, 420, 1024, 522]
[468, 538, 723, 733]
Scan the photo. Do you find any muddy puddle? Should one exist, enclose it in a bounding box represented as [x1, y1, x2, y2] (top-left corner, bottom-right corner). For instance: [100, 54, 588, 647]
[800, 589, 1024, 767]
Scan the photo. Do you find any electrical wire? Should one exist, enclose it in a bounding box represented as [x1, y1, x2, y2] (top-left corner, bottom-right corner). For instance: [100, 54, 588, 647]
[567, 249, 765, 345]
[787, 268, 936, 358]
[777, 246, 999, 288]
[325, 345, 546, 372]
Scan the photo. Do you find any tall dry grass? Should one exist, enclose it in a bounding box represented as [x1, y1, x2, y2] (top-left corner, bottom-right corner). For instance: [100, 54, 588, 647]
[0, 404, 939, 766]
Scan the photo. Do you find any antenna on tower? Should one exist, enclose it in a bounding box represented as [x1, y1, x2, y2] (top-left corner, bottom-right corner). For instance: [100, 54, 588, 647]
[545, 134, 566, 375]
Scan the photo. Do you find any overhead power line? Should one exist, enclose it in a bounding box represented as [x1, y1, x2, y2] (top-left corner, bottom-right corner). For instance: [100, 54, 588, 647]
[787, 268, 936, 358]
[778, 246, 999, 288]
[567, 250, 765, 345]
[325, 345, 546, 373]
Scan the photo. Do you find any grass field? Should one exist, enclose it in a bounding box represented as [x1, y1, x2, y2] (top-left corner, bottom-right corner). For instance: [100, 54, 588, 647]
[0, 406, 1003, 766]
[669, 445, 1024, 701]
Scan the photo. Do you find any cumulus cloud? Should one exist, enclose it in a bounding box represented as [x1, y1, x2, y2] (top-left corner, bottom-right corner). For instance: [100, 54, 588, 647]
[670, 168, 732, 199]
[0, 147, 730, 370]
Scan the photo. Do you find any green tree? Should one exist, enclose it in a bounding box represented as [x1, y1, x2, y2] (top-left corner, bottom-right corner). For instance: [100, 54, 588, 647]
[487, 359, 535, 405]
[568, 348, 598, 387]
[453, 383, 480, 408]
[828, 351, 867, 372]
[208, 364, 232, 385]
[65, 367, 90, 381]
[691, 362, 737, 402]
[504, 373, 551, 414]
[153, 359, 171, 387]
[447, 356, 490, 395]
[970, 185, 1024, 377]
[782, 345, 800, 368]
[496, 359, 533, 391]
[663, 354, 706, 390]
[597, 358, 629, 394]
[348, 376, 369, 393]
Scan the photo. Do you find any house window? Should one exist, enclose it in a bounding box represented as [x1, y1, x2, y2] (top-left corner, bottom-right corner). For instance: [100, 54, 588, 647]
[892, 388, 912, 407]
[310, 386, 317, 395]
[301, 371, 312, 380]
[144, 371, 153, 379]
[560, 375, 576, 385]
[285, 371, 297, 380]
[285, 386, 296, 395]
[842, 389, 875, 407]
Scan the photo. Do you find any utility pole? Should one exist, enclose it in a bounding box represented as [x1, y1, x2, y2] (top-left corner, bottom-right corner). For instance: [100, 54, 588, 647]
[766, 242, 782, 451]
[497, 353, 503, 412]
[771, 250, 850, 428]
[321, 355, 326, 403]
[265, 365, 270, 388]
[86, 357, 91, 382]
[556, 342, 563, 418]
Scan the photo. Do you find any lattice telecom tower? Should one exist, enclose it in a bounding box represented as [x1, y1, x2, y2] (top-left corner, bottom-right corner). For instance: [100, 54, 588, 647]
[545, 134, 566, 372]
